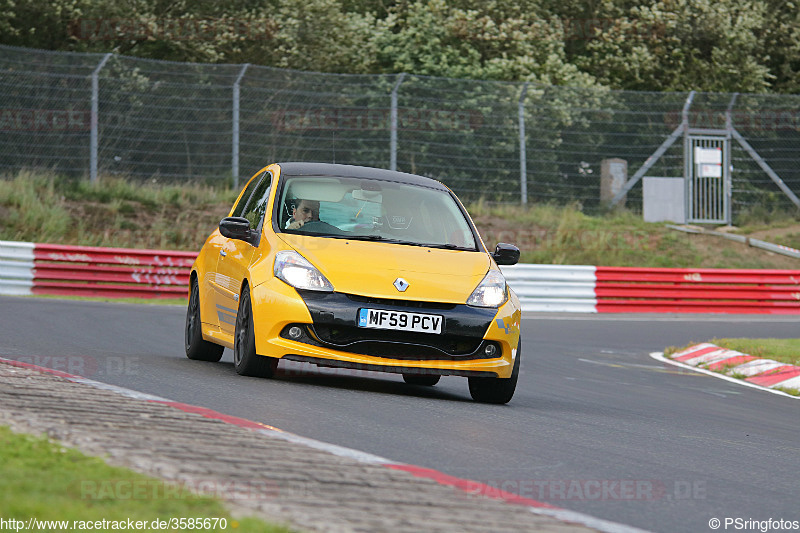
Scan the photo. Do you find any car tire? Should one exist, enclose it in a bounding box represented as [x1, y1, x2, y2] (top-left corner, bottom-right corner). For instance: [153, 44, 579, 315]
[468, 338, 521, 404]
[233, 284, 278, 378]
[402, 374, 441, 386]
[185, 279, 224, 362]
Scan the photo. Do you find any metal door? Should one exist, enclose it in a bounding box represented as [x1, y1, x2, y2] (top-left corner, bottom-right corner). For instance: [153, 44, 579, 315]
[686, 135, 730, 224]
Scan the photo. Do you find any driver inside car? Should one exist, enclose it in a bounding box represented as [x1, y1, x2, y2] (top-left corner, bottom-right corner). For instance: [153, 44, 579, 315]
[286, 198, 320, 230]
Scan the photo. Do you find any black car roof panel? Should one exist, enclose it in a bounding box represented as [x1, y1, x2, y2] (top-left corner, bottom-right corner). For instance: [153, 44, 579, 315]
[275, 162, 448, 191]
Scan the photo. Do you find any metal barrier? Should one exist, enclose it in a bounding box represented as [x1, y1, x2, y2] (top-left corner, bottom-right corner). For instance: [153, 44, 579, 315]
[594, 266, 800, 314]
[0, 241, 192, 299]
[0, 241, 35, 296]
[2, 241, 800, 313]
[500, 264, 598, 313]
[502, 264, 800, 314]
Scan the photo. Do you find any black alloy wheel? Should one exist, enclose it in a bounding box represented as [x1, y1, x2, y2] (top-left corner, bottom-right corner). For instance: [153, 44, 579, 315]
[233, 284, 279, 378]
[468, 337, 521, 404]
[185, 279, 224, 362]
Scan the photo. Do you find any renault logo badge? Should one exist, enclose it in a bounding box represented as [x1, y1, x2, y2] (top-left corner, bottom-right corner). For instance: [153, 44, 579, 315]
[393, 278, 409, 292]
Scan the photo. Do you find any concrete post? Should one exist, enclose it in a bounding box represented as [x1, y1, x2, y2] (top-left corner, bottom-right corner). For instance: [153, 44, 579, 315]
[600, 158, 627, 207]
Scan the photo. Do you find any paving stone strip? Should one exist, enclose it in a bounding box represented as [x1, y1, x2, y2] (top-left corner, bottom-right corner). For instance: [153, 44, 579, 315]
[0, 361, 606, 533]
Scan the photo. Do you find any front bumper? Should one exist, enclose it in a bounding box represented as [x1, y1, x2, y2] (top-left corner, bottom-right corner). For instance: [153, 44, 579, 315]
[294, 291, 500, 359]
[250, 279, 521, 378]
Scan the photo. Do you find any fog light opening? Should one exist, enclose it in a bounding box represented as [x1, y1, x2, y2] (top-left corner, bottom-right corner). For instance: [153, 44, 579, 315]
[288, 326, 303, 340]
[484, 343, 497, 357]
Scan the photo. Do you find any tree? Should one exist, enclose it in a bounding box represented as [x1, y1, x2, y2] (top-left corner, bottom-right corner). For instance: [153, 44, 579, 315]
[374, 0, 598, 85]
[262, 0, 381, 73]
[759, 0, 800, 93]
[575, 0, 773, 93]
[2, 0, 799, 94]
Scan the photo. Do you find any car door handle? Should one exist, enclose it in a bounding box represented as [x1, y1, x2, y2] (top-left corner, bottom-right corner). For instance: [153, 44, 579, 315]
[220, 250, 227, 257]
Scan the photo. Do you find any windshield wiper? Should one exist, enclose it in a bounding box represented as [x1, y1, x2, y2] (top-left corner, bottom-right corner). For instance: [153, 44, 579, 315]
[346, 234, 414, 245]
[348, 234, 386, 240]
[283, 230, 344, 238]
[292, 232, 474, 250]
[421, 243, 476, 251]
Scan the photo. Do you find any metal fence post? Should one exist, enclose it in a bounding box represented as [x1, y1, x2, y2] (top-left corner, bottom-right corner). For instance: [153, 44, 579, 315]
[90, 53, 112, 184]
[390, 73, 406, 171]
[518, 82, 530, 205]
[232, 63, 250, 190]
[725, 93, 738, 225]
[682, 90, 696, 219]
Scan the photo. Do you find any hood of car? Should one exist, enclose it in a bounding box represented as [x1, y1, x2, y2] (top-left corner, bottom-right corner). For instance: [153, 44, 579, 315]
[278, 234, 491, 303]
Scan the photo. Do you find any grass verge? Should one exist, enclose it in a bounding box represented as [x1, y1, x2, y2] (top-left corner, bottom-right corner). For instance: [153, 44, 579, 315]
[468, 200, 704, 267]
[0, 425, 292, 532]
[710, 338, 800, 366]
[665, 339, 800, 366]
[0, 171, 235, 250]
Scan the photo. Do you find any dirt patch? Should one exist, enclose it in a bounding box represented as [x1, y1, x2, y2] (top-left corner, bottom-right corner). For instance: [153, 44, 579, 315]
[0, 204, 10, 229]
[744, 224, 800, 250]
[58, 198, 230, 250]
[680, 231, 800, 269]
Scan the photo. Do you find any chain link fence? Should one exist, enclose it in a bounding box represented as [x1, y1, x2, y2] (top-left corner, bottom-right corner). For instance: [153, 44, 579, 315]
[2, 44, 800, 213]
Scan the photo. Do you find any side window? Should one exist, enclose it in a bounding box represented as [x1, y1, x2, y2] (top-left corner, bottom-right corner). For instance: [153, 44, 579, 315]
[230, 171, 265, 218]
[242, 171, 273, 231]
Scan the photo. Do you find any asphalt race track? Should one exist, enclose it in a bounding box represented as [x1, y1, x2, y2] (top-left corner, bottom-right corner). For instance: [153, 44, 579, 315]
[1, 295, 798, 533]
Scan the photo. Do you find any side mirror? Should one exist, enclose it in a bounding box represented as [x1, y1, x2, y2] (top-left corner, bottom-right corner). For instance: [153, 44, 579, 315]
[219, 217, 253, 243]
[491, 242, 520, 266]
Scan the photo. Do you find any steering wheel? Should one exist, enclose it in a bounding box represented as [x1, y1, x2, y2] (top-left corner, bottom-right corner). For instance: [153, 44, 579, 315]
[299, 220, 345, 235]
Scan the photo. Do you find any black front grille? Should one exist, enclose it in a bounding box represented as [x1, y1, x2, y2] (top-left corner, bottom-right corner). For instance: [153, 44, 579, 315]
[312, 324, 483, 358]
[345, 294, 455, 310]
[281, 323, 498, 360]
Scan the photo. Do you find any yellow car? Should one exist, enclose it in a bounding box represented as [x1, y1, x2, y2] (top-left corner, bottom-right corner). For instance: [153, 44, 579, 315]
[185, 162, 522, 403]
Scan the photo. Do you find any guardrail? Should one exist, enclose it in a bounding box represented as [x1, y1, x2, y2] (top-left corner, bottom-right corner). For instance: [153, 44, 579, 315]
[594, 266, 800, 314]
[503, 264, 800, 314]
[501, 265, 598, 313]
[0, 241, 193, 299]
[3, 241, 800, 313]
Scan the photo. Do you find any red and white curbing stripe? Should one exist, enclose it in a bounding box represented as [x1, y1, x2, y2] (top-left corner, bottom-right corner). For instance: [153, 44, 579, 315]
[0, 356, 647, 533]
[653, 343, 800, 397]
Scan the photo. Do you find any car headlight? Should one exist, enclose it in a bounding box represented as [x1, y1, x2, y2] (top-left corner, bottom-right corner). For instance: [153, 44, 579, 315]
[274, 251, 334, 292]
[466, 270, 508, 308]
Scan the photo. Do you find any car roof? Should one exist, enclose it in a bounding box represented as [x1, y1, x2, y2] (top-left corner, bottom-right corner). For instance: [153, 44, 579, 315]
[275, 162, 449, 191]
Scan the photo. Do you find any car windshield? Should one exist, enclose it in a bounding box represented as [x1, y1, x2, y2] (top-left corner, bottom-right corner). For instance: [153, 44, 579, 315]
[277, 175, 478, 251]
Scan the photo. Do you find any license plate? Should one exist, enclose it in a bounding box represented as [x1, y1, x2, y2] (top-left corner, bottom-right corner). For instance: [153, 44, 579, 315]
[357, 308, 443, 334]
